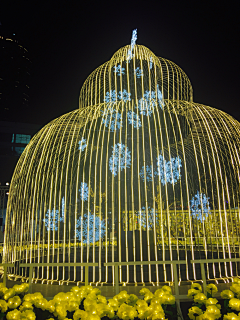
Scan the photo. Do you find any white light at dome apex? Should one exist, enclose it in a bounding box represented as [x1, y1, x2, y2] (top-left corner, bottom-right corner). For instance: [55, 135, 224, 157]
[80, 182, 88, 202]
[155, 154, 182, 185]
[127, 28, 137, 61]
[190, 191, 211, 222]
[127, 111, 142, 129]
[75, 212, 105, 243]
[109, 143, 131, 176]
[43, 197, 65, 231]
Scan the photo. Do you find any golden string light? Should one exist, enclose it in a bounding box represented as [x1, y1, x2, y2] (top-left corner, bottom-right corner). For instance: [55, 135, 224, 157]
[4, 39, 240, 285]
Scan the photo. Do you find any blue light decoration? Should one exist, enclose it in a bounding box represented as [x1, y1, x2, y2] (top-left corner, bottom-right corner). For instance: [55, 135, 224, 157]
[150, 57, 153, 69]
[138, 85, 164, 116]
[155, 154, 182, 185]
[127, 111, 142, 129]
[127, 29, 137, 61]
[43, 197, 65, 231]
[104, 90, 117, 103]
[134, 67, 143, 78]
[75, 212, 105, 243]
[104, 90, 131, 103]
[78, 138, 87, 151]
[102, 107, 122, 131]
[136, 207, 158, 229]
[80, 182, 88, 202]
[139, 165, 153, 182]
[118, 89, 131, 102]
[190, 191, 211, 222]
[109, 143, 131, 176]
[113, 64, 125, 76]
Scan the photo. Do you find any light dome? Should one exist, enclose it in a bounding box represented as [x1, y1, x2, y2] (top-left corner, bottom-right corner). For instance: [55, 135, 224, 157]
[4, 36, 240, 285]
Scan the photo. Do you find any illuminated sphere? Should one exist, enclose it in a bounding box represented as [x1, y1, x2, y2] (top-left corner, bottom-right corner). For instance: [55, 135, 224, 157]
[5, 43, 240, 284]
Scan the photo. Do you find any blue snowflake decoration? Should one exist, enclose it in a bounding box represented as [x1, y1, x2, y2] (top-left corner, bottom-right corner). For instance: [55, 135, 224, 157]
[118, 89, 131, 102]
[136, 207, 157, 229]
[113, 64, 125, 76]
[43, 197, 64, 231]
[135, 67, 143, 78]
[75, 212, 105, 244]
[109, 143, 131, 176]
[139, 165, 153, 182]
[104, 90, 131, 104]
[138, 86, 164, 116]
[78, 138, 87, 151]
[80, 182, 88, 202]
[104, 90, 117, 103]
[190, 191, 211, 222]
[127, 111, 142, 129]
[155, 154, 182, 185]
[102, 107, 122, 131]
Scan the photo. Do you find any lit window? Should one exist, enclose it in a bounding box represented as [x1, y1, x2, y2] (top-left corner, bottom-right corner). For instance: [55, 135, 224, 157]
[15, 147, 25, 156]
[15, 134, 31, 144]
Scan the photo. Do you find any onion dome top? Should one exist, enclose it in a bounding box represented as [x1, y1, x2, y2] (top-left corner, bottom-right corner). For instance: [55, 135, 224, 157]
[79, 44, 193, 112]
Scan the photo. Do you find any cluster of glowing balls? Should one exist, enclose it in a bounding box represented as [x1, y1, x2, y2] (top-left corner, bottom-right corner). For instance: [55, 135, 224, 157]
[187, 278, 240, 320]
[0, 282, 177, 320]
[1, 278, 240, 319]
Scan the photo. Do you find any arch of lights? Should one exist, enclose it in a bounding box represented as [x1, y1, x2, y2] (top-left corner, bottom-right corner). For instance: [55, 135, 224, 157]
[4, 30, 240, 285]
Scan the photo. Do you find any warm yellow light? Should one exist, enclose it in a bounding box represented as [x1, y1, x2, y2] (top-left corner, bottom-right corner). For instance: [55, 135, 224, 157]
[4, 42, 240, 286]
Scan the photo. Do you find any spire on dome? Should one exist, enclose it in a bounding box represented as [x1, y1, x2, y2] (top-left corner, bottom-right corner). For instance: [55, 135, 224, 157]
[127, 29, 137, 61]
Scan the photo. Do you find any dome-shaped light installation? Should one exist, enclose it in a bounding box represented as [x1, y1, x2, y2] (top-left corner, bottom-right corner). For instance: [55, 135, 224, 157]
[4, 30, 240, 285]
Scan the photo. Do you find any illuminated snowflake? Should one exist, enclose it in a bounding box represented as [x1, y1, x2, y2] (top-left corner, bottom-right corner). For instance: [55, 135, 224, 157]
[190, 191, 211, 222]
[43, 197, 65, 231]
[127, 111, 141, 129]
[102, 107, 122, 131]
[104, 90, 117, 103]
[113, 64, 125, 76]
[78, 138, 87, 151]
[79, 182, 88, 201]
[138, 85, 164, 116]
[75, 212, 105, 243]
[118, 89, 131, 102]
[109, 143, 131, 176]
[139, 165, 153, 182]
[104, 90, 131, 104]
[136, 207, 158, 229]
[135, 67, 143, 78]
[155, 154, 182, 185]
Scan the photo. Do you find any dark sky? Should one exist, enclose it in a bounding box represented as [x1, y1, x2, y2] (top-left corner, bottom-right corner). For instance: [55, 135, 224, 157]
[0, 0, 239, 125]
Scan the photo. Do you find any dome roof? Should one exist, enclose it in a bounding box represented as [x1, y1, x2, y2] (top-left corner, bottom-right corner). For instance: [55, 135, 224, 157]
[4, 35, 240, 285]
[79, 45, 193, 112]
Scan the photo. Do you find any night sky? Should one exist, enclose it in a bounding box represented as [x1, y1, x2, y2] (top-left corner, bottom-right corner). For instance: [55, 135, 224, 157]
[0, 1, 239, 125]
